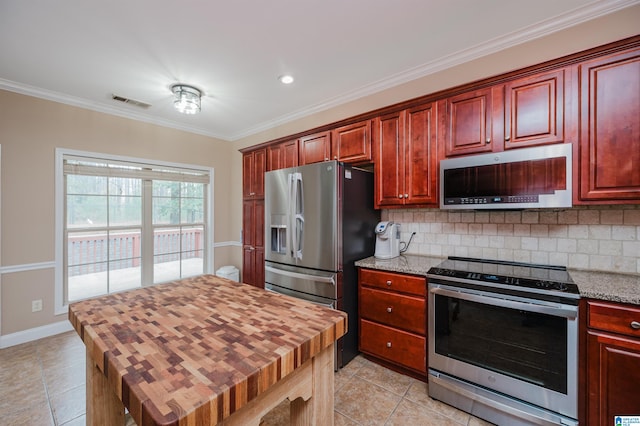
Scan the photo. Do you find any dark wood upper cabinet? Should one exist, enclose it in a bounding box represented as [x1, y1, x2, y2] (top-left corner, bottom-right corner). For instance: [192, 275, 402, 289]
[578, 47, 640, 202]
[405, 103, 439, 205]
[374, 110, 405, 207]
[445, 68, 567, 156]
[374, 103, 439, 208]
[267, 139, 298, 171]
[299, 131, 331, 165]
[242, 149, 265, 199]
[504, 69, 565, 149]
[444, 87, 496, 156]
[331, 120, 372, 164]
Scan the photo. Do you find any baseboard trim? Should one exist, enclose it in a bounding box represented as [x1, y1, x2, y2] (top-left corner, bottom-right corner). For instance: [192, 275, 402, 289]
[0, 320, 74, 349]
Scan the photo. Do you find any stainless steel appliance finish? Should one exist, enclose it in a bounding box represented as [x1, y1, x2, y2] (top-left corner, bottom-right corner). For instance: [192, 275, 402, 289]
[264, 161, 380, 368]
[440, 143, 572, 210]
[427, 257, 579, 426]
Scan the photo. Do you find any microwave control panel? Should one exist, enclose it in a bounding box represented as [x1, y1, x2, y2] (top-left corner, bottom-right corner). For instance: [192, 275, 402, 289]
[445, 195, 540, 205]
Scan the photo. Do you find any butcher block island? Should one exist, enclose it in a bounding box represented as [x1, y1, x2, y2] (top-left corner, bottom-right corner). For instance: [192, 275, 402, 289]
[68, 274, 347, 426]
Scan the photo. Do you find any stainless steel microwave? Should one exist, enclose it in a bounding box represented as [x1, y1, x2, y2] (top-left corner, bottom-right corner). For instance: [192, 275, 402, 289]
[440, 144, 572, 210]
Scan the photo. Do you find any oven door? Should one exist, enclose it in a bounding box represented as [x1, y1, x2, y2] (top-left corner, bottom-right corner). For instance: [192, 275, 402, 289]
[428, 281, 578, 420]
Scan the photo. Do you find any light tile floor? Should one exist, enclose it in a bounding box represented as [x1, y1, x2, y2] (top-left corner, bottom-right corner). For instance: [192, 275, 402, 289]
[0, 331, 493, 425]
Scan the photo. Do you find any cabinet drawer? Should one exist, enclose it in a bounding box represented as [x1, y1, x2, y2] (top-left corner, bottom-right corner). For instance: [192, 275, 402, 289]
[359, 269, 425, 296]
[359, 319, 426, 373]
[360, 287, 425, 334]
[588, 300, 640, 338]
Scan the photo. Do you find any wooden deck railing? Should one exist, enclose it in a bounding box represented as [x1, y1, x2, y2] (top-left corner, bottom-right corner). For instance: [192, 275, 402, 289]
[68, 228, 203, 275]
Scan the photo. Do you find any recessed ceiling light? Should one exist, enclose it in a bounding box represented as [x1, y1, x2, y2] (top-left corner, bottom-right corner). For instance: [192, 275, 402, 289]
[279, 75, 294, 85]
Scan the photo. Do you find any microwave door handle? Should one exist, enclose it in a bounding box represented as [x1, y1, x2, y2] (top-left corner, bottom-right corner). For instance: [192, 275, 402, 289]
[430, 287, 577, 320]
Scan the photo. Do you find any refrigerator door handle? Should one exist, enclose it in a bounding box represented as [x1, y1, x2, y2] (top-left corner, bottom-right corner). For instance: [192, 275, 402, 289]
[291, 172, 304, 259]
[287, 173, 295, 258]
[265, 265, 336, 285]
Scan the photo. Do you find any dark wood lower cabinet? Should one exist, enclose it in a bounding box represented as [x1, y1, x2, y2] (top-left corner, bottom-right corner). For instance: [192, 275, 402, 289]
[585, 300, 640, 424]
[358, 268, 427, 377]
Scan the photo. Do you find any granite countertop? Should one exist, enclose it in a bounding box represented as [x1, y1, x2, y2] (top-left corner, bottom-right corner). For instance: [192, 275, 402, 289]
[69, 274, 346, 426]
[356, 254, 640, 306]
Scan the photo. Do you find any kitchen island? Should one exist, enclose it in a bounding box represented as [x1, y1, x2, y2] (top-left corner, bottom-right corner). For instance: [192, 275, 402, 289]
[68, 274, 346, 426]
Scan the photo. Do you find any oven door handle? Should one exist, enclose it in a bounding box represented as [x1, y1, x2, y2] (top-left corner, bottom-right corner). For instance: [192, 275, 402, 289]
[430, 286, 577, 319]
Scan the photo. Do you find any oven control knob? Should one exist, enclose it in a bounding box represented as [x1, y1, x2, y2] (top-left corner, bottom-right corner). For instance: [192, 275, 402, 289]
[536, 280, 550, 289]
[554, 282, 568, 291]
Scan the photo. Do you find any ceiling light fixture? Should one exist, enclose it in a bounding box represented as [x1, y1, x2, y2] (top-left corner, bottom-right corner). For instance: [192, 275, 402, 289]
[279, 75, 294, 84]
[172, 84, 201, 114]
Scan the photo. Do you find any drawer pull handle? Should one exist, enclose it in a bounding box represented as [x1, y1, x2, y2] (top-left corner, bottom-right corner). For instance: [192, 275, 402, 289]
[631, 321, 640, 330]
[386, 342, 392, 348]
[386, 280, 392, 286]
[387, 307, 393, 313]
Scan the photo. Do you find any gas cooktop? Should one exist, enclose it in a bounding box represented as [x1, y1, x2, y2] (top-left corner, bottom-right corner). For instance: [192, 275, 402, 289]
[427, 256, 580, 298]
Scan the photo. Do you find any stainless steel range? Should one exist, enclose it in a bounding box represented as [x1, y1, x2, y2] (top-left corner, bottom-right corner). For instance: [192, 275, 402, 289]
[427, 257, 580, 426]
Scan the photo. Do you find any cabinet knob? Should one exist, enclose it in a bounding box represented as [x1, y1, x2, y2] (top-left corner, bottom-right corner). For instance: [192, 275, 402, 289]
[398, 194, 403, 199]
[334, 155, 337, 159]
[505, 135, 510, 141]
[485, 138, 491, 144]
[249, 192, 255, 196]
[404, 193, 409, 198]
[386, 342, 392, 348]
[387, 307, 393, 313]
[386, 280, 392, 286]
[631, 321, 640, 330]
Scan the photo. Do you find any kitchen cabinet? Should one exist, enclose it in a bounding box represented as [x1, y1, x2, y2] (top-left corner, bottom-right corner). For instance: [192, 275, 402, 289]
[374, 103, 439, 208]
[267, 139, 298, 171]
[298, 131, 331, 165]
[242, 199, 264, 288]
[444, 87, 496, 156]
[331, 120, 372, 164]
[242, 149, 266, 199]
[444, 69, 567, 156]
[577, 46, 640, 202]
[585, 300, 640, 423]
[504, 69, 565, 149]
[358, 268, 427, 376]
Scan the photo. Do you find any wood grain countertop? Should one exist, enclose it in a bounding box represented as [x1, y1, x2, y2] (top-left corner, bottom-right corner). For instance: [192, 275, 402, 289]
[68, 274, 347, 425]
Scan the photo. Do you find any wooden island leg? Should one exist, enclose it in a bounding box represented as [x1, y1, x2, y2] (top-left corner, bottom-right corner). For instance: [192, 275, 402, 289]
[290, 343, 334, 426]
[86, 350, 125, 426]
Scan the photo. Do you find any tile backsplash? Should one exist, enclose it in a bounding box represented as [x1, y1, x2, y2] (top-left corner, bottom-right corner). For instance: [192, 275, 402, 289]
[384, 205, 640, 274]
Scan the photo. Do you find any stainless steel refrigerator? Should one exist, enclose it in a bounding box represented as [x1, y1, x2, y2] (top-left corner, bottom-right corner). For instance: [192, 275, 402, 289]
[264, 161, 380, 368]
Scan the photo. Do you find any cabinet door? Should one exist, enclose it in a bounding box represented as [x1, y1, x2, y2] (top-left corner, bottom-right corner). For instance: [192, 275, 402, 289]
[331, 120, 372, 164]
[299, 131, 331, 165]
[578, 48, 640, 201]
[242, 200, 264, 288]
[242, 149, 266, 198]
[445, 87, 494, 156]
[405, 103, 439, 205]
[267, 139, 298, 171]
[373, 111, 405, 207]
[587, 330, 640, 423]
[504, 69, 565, 149]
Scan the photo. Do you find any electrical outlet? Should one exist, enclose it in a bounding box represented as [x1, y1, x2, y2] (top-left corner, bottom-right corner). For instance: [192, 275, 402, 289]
[31, 299, 43, 312]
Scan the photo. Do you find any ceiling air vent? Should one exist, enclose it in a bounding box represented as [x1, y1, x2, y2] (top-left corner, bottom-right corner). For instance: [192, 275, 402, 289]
[111, 94, 151, 109]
